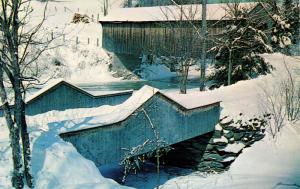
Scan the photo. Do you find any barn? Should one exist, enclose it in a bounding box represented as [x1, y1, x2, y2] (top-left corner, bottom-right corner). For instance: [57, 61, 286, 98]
[99, 2, 272, 62]
[59, 85, 221, 166]
[0, 79, 132, 116]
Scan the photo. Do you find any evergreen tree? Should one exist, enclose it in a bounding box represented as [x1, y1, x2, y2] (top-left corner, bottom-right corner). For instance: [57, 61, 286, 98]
[270, 0, 299, 54]
[209, 3, 273, 88]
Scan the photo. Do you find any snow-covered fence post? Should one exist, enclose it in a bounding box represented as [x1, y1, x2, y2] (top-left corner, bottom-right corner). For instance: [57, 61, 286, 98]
[76, 36, 79, 45]
[88, 38, 90, 45]
[97, 38, 99, 47]
[91, 14, 94, 22]
[51, 32, 54, 40]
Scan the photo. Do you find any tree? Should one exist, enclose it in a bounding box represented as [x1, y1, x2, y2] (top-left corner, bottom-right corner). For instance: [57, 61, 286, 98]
[0, 0, 52, 188]
[209, 2, 273, 88]
[103, 0, 109, 16]
[269, 0, 299, 55]
[156, 1, 204, 94]
[199, 0, 207, 91]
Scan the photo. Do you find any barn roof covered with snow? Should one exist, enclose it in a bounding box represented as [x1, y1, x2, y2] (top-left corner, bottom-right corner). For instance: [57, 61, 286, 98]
[99, 3, 258, 23]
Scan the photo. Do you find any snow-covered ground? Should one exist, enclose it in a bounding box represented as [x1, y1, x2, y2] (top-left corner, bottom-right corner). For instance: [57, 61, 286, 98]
[124, 54, 300, 188]
[1, 0, 300, 188]
[0, 105, 135, 189]
[1, 53, 300, 189]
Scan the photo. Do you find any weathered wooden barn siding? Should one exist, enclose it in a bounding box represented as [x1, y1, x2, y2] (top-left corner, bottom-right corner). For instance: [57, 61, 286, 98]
[0, 84, 132, 117]
[60, 94, 220, 166]
[102, 21, 227, 57]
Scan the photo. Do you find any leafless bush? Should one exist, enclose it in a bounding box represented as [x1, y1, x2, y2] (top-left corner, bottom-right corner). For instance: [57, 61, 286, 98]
[177, 57, 195, 94]
[260, 85, 286, 138]
[259, 56, 300, 138]
[282, 58, 300, 122]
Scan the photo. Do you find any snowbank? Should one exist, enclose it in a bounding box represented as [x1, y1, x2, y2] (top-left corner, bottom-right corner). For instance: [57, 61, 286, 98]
[35, 142, 120, 189]
[164, 53, 300, 117]
[0, 108, 133, 189]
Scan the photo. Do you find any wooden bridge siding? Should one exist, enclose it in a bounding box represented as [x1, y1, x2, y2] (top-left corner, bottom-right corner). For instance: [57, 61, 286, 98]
[102, 21, 227, 57]
[61, 95, 220, 166]
[22, 85, 131, 116]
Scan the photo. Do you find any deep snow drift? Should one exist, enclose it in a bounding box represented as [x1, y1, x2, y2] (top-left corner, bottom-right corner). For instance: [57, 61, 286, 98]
[0, 105, 134, 189]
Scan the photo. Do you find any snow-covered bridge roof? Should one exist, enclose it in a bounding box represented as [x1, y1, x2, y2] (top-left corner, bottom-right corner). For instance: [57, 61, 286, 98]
[59, 85, 221, 134]
[99, 3, 258, 23]
[59, 85, 221, 166]
[26, 79, 133, 104]
[0, 79, 133, 116]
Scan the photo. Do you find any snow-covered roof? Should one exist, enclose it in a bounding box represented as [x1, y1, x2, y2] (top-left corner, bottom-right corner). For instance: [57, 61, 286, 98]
[59, 85, 220, 134]
[99, 3, 258, 23]
[26, 79, 133, 104]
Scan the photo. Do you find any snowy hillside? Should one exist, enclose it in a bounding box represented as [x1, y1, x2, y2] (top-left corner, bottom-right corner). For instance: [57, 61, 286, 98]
[26, 0, 126, 84]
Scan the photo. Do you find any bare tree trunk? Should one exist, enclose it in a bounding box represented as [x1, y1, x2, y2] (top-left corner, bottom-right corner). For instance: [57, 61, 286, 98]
[11, 45, 34, 189]
[0, 67, 24, 189]
[9, 1, 34, 186]
[21, 105, 33, 188]
[103, 0, 108, 16]
[227, 49, 232, 85]
[200, 0, 207, 91]
[179, 62, 189, 94]
[17, 97, 33, 188]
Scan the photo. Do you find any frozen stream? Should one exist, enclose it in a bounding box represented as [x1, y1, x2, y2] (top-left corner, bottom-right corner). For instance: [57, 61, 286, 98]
[79, 77, 201, 92]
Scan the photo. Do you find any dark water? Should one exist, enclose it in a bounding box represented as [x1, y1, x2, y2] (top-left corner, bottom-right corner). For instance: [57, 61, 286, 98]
[79, 77, 200, 92]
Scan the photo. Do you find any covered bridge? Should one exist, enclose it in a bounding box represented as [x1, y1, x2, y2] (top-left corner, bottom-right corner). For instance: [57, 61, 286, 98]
[99, 3, 270, 59]
[0, 79, 132, 116]
[59, 85, 221, 166]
